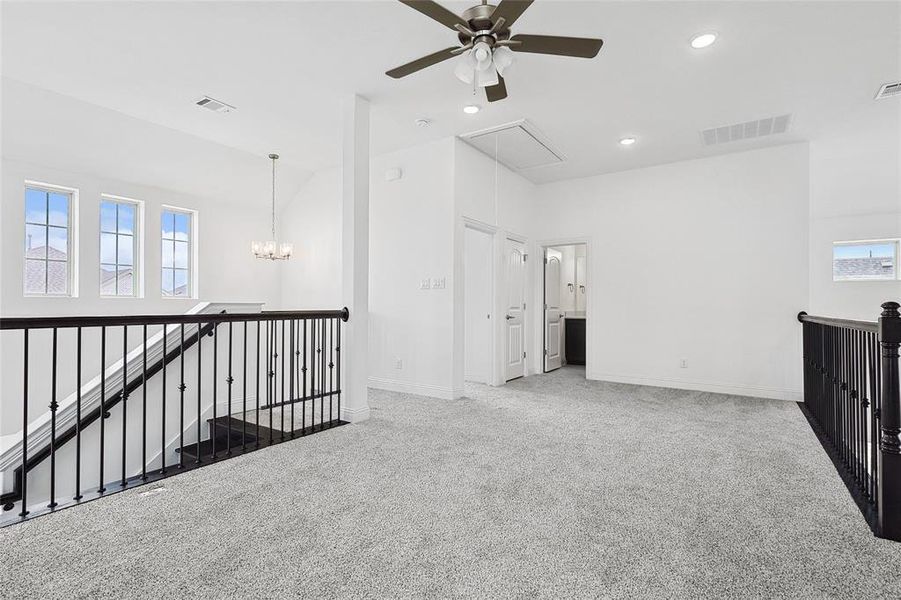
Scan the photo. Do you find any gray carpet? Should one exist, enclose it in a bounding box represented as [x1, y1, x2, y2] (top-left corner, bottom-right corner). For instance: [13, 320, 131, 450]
[3, 366, 901, 599]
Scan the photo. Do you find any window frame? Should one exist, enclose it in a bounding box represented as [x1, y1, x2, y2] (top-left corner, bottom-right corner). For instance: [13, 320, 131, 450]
[99, 194, 144, 298]
[23, 180, 79, 298]
[832, 238, 900, 282]
[160, 205, 198, 299]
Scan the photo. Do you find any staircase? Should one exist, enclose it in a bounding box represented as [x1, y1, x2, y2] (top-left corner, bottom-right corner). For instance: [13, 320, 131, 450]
[0, 304, 349, 526]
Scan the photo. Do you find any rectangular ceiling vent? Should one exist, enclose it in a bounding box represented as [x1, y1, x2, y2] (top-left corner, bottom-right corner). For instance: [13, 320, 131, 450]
[875, 81, 901, 100]
[194, 95, 236, 113]
[700, 114, 792, 146]
[459, 119, 564, 171]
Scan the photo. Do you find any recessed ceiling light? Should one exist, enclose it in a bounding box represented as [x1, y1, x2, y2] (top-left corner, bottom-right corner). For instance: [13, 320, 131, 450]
[690, 32, 717, 49]
[619, 137, 637, 146]
[463, 104, 481, 115]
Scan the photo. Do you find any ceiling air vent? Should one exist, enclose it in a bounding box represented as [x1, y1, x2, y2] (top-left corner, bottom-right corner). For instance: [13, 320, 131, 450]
[460, 119, 564, 171]
[875, 81, 901, 100]
[194, 95, 236, 113]
[700, 114, 792, 146]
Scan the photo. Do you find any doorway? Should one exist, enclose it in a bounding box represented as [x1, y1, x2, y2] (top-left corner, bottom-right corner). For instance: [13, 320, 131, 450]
[464, 226, 494, 384]
[543, 243, 587, 375]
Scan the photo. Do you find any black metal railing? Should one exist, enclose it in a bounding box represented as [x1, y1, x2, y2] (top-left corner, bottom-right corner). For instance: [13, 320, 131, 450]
[0, 308, 349, 526]
[798, 301, 901, 541]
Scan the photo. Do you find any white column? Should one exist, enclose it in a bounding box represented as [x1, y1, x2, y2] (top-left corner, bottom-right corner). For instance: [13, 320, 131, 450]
[340, 95, 370, 423]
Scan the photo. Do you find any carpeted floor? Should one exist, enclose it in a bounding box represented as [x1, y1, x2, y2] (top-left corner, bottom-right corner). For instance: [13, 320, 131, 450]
[3, 366, 901, 599]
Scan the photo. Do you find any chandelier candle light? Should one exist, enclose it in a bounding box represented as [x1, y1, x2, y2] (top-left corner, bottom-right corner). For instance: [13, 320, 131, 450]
[252, 153, 293, 260]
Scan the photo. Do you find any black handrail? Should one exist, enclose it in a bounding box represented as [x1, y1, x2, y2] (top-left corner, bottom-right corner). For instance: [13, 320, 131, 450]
[797, 311, 879, 333]
[0, 308, 349, 330]
[798, 301, 901, 541]
[1, 307, 350, 526]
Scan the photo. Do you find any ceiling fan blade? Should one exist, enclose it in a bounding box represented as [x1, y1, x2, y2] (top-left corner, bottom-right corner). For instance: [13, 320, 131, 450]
[509, 34, 604, 58]
[490, 0, 534, 30]
[386, 47, 459, 79]
[485, 75, 508, 102]
[398, 0, 468, 32]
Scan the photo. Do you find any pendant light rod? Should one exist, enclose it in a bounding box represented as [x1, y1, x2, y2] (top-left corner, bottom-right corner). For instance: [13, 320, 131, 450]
[269, 153, 278, 240]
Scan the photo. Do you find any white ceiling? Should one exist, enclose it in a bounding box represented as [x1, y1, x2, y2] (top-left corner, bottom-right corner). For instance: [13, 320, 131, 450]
[2, 0, 899, 191]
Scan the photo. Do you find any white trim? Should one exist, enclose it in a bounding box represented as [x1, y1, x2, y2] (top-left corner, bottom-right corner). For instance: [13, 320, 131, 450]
[340, 404, 371, 424]
[368, 376, 462, 400]
[535, 237, 592, 378]
[23, 180, 79, 298]
[160, 205, 198, 299]
[590, 372, 802, 402]
[831, 238, 900, 282]
[461, 216, 498, 234]
[99, 194, 145, 298]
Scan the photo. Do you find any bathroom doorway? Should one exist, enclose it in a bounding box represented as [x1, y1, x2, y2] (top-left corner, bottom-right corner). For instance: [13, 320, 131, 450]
[543, 243, 587, 375]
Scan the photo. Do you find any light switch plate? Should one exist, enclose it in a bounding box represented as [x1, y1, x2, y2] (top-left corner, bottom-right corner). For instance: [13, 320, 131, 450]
[420, 278, 431, 290]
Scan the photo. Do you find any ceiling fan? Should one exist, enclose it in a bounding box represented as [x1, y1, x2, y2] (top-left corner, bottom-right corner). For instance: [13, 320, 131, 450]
[385, 0, 604, 103]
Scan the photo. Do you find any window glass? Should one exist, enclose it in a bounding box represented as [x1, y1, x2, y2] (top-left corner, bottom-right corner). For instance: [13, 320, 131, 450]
[24, 185, 72, 295]
[99, 198, 140, 297]
[833, 242, 897, 281]
[161, 209, 193, 297]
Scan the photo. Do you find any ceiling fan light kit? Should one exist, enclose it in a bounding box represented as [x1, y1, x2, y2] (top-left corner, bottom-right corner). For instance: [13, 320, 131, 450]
[386, 0, 604, 103]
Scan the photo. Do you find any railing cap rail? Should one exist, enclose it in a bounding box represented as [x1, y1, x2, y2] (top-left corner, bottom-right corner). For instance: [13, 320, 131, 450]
[0, 307, 349, 330]
[797, 310, 878, 333]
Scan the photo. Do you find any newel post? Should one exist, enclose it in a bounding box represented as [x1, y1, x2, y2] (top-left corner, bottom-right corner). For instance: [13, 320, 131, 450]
[878, 301, 901, 541]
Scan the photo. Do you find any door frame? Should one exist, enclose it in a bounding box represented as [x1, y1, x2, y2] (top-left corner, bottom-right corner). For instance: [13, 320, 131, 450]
[536, 237, 592, 378]
[462, 218, 498, 386]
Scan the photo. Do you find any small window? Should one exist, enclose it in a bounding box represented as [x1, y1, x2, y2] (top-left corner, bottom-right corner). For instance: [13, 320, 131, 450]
[161, 208, 194, 297]
[24, 183, 76, 296]
[833, 240, 898, 281]
[100, 197, 141, 297]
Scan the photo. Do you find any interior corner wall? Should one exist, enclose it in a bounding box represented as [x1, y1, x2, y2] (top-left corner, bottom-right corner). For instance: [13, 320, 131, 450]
[368, 138, 458, 398]
[808, 102, 901, 320]
[452, 138, 539, 392]
[531, 143, 810, 400]
[278, 167, 343, 309]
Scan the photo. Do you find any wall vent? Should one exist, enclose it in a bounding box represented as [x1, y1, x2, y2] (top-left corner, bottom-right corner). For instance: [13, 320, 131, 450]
[700, 114, 791, 146]
[459, 119, 564, 171]
[194, 95, 236, 113]
[875, 81, 901, 100]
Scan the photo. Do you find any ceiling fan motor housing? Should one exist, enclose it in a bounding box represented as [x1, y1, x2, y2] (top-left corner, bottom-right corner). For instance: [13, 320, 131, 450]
[458, 3, 510, 46]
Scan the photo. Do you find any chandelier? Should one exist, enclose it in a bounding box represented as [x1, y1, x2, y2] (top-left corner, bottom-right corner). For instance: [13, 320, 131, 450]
[252, 153, 293, 261]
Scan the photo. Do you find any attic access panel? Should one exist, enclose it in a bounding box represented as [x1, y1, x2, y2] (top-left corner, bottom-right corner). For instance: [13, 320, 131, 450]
[460, 120, 564, 171]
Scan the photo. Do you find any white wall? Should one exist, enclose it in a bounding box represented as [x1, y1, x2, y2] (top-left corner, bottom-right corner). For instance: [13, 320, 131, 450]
[369, 138, 458, 398]
[452, 139, 539, 391]
[0, 84, 282, 439]
[533, 144, 811, 400]
[808, 104, 901, 320]
[278, 167, 343, 309]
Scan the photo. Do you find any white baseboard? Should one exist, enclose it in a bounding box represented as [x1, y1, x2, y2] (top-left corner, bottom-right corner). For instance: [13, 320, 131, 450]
[340, 405, 371, 423]
[589, 373, 802, 402]
[367, 376, 462, 400]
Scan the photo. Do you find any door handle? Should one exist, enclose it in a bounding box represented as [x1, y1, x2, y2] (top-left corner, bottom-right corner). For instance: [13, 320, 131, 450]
[505, 314, 514, 320]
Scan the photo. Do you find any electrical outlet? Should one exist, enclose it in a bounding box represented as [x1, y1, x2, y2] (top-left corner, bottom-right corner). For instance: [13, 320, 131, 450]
[420, 278, 431, 290]
[395, 359, 404, 370]
[680, 358, 688, 369]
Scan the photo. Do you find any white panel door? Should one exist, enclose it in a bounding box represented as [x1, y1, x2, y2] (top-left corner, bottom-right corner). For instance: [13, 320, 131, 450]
[544, 252, 563, 372]
[505, 239, 525, 381]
